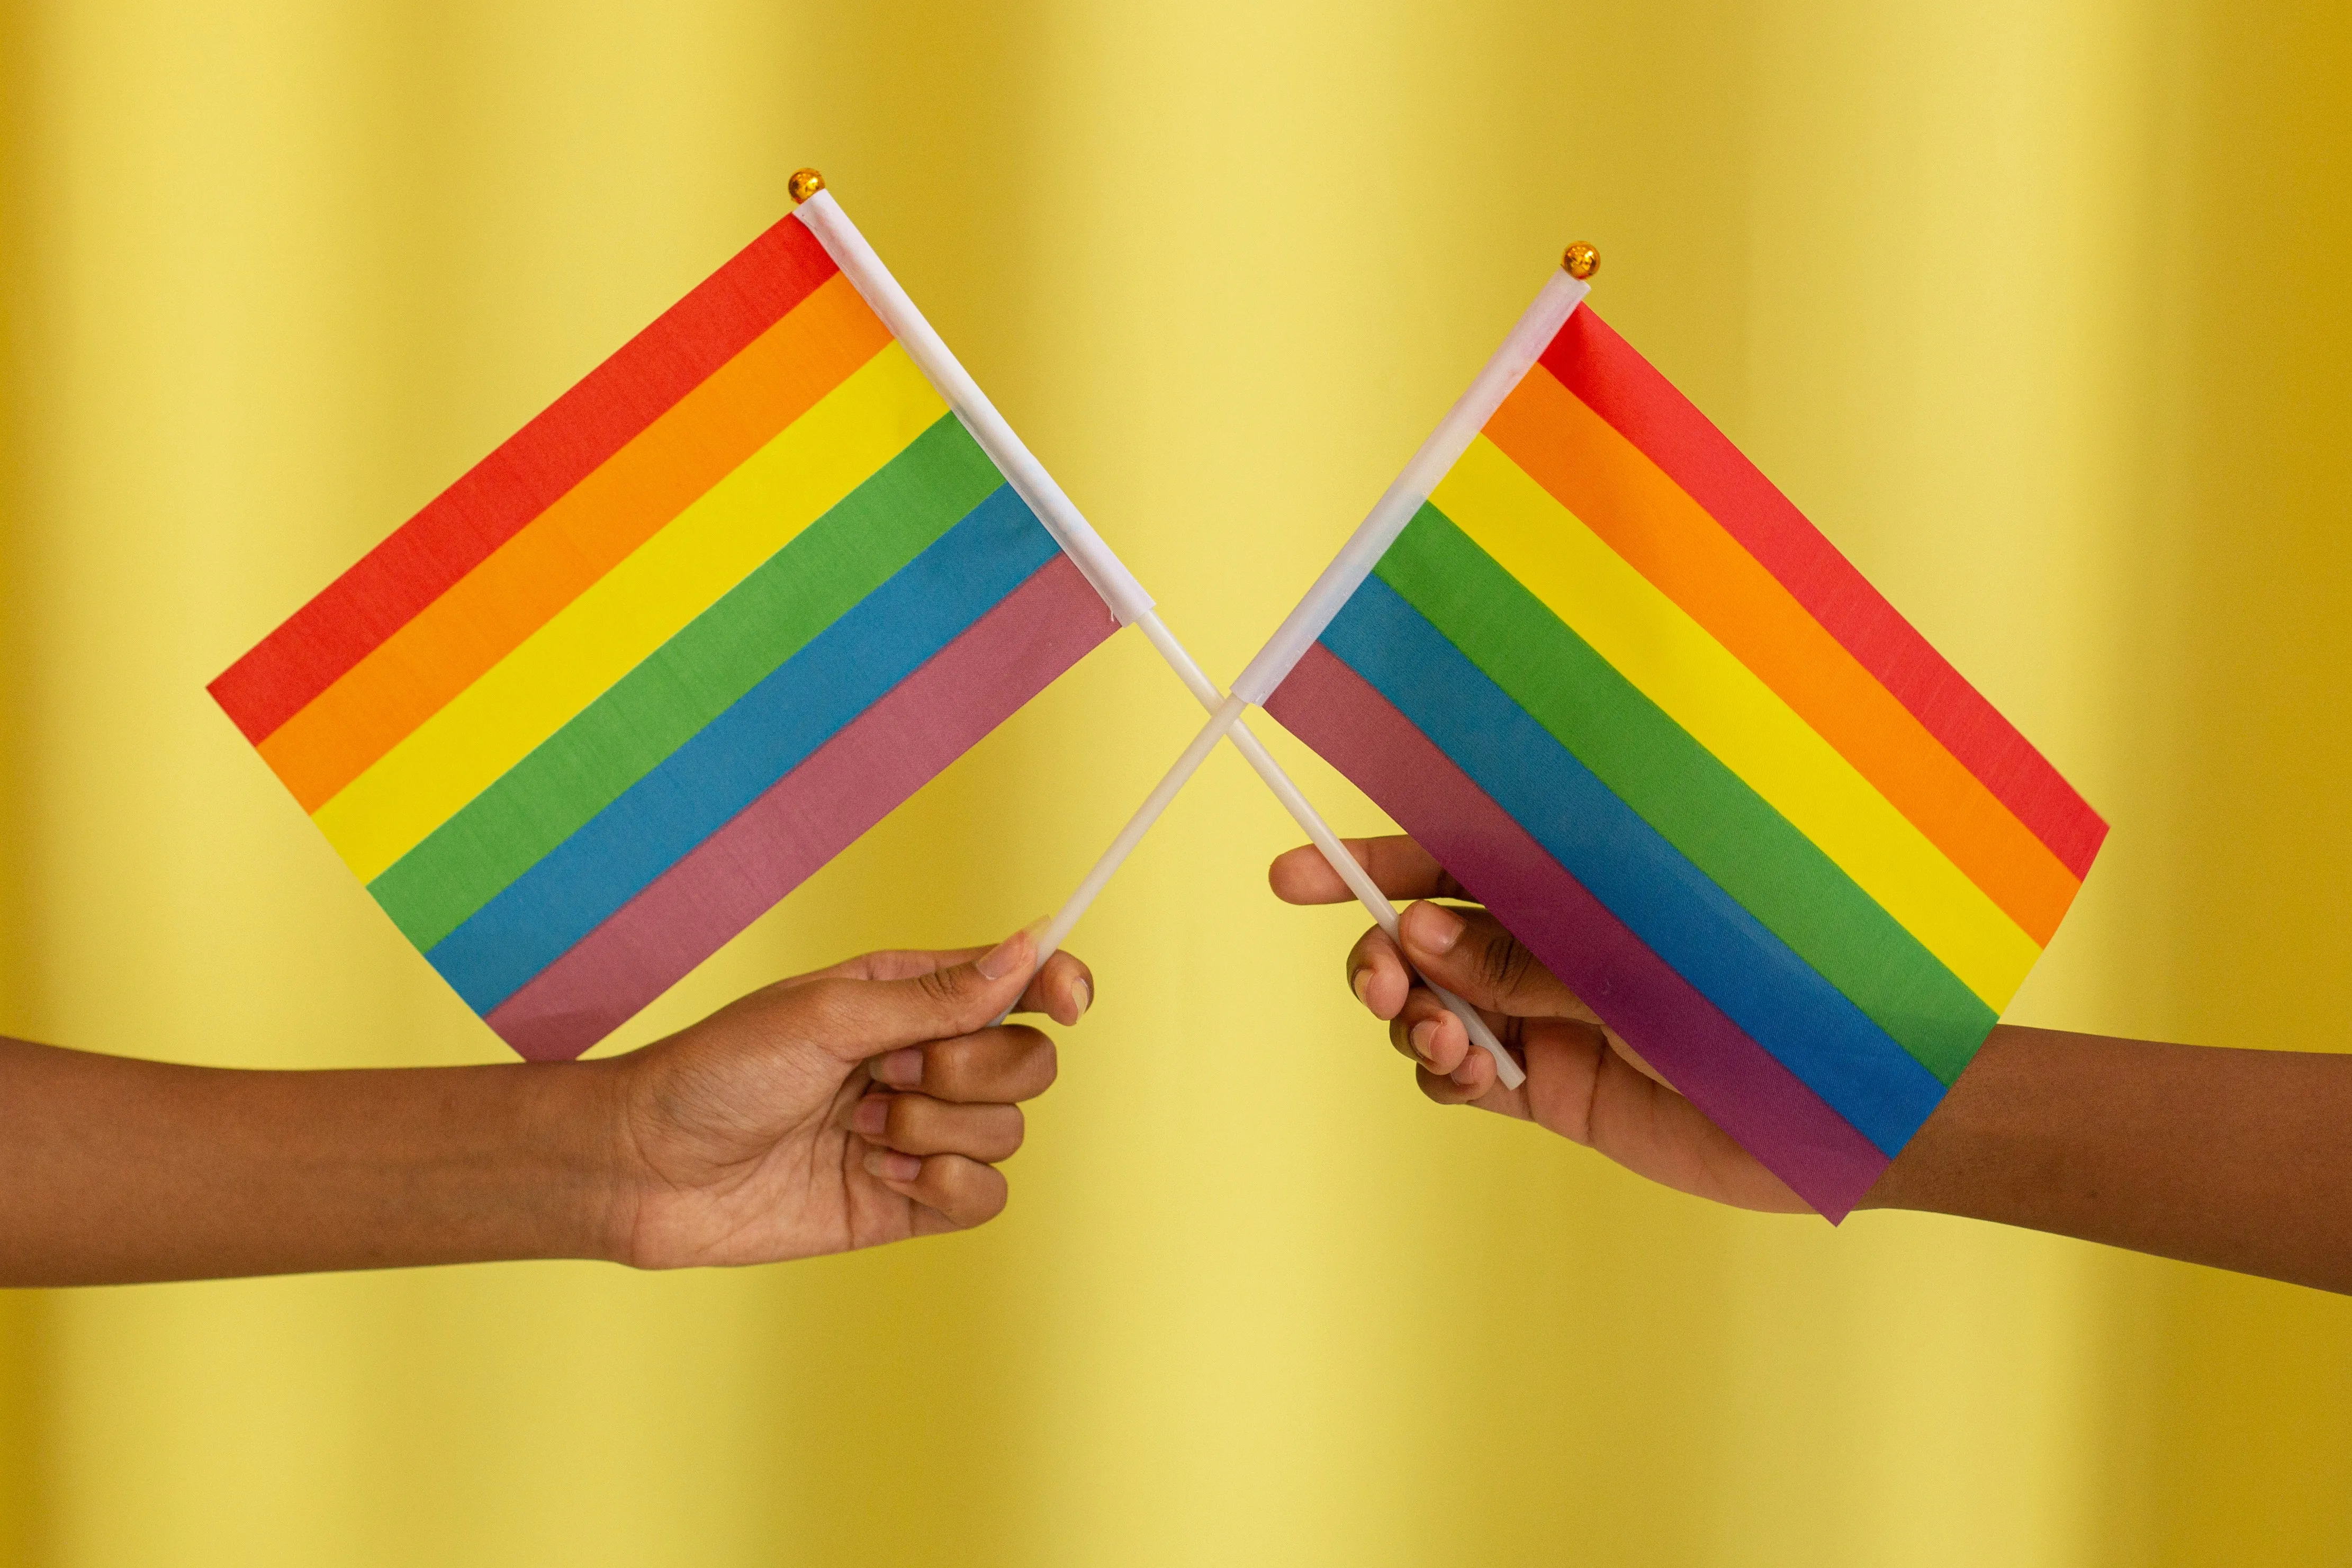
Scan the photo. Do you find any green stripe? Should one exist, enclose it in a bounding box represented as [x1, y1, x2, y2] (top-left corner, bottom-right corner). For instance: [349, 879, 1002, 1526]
[370, 412, 1005, 949]
[1377, 504, 1994, 1082]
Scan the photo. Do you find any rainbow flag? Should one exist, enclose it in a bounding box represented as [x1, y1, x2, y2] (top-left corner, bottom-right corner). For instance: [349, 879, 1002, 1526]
[210, 186, 1145, 1060]
[1234, 265, 2104, 1220]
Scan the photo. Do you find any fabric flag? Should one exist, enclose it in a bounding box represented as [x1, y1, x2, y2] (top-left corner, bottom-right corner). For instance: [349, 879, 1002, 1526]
[210, 183, 1149, 1061]
[1232, 264, 2105, 1221]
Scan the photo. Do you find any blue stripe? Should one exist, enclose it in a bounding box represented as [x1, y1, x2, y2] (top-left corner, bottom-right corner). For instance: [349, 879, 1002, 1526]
[429, 484, 1061, 1012]
[1319, 574, 1944, 1154]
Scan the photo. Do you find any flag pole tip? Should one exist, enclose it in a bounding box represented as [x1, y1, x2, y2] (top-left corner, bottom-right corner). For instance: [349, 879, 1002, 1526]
[788, 168, 826, 204]
[1562, 241, 1600, 280]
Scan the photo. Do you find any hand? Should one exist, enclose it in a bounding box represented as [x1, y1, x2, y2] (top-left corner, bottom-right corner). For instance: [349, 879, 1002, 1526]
[1270, 836, 1806, 1213]
[600, 925, 1091, 1268]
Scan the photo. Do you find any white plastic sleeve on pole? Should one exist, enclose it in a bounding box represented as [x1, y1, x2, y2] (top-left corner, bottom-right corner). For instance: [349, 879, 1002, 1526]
[792, 191, 1155, 626]
[1134, 612, 1524, 1091]
[1230, 269, 1589, 705]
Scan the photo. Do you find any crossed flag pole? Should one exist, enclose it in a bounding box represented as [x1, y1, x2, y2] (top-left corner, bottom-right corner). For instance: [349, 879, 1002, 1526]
[792, 174, 1528, 1088]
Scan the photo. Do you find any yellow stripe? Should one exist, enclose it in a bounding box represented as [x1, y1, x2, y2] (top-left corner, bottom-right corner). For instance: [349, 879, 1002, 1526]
[1429, 435, 2043, 1011]
[314, 342, 948, 881]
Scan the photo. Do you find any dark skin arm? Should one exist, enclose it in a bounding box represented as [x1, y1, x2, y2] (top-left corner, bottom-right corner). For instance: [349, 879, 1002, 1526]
[0, 926, 1090, 1286]
[1274, 836, 2352, 1295]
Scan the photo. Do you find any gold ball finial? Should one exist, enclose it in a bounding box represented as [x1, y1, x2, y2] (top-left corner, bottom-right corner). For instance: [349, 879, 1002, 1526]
[788, 168, 827, 204]
[1562, 241, 1599, 280]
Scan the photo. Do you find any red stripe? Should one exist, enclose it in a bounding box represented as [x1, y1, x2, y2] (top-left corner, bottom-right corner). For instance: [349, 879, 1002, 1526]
[1266, 643, 1889, 1220]
[209, 213, 841, 745]
[483, 556, 1116, 1061]
[1540, 307, 2107, 880]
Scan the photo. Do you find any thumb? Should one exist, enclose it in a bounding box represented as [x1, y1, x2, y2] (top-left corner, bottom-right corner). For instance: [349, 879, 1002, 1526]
[798, 921, 1045, 1061]
[1394, 900, 1596, 1024]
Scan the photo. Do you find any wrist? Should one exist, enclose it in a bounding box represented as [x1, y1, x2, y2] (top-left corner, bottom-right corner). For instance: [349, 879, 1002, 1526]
[1857, 1024, 2033, 1216]
[512, 1056, 646, 1266]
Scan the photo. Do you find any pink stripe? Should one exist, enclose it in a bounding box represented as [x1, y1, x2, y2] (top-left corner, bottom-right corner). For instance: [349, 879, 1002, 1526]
[485, 556, 1117, 1060]
[1266, 643, 1888, 1220]
[1540, 307, 2107, 880]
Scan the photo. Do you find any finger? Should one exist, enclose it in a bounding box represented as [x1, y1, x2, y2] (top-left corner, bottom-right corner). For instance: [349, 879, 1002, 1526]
[1416, 1062, 1490, 1107]
[1345, 926, 1416, 1021]
[792, 945, 1091, 1028]
[789, 922, 1046, 1062]
[861, 1149, 1009, 1230]
[1267, 835, 1471, 906]
[1448, 1029, 1500, 1097]
[1415, 1052, 1529, 1113]
[867, 1026, 1059, 1104]
[1389, 986, 1472, 1075]
[1015, 949, 1094, 1026]
[797, 945, 989, 986]
[853, 1093, 1025, 1163]
[1394, 901, 1599, 1023]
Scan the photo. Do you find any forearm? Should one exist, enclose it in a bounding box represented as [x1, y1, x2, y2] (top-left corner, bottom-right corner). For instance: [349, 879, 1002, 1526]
[0, 1035, 628, 1286]
[1864, 1025, 2352, 1293]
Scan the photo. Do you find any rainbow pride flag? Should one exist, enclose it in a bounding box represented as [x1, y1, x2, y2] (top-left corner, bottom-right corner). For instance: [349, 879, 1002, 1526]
[211, 185, 1146, 1060]
[1234, 264, 2104, 1219]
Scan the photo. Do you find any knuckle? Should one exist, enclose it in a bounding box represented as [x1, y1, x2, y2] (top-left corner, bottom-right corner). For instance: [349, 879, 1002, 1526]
[913, 966, 967, 1007]
[924, 1034, 981, 1095]
[919, 1032, 964, 1080]
[936, 1028, 1052, 1102]
[1474, 927, 1535, 999]
[958, 1168, 1009, 1228]
[882, 1094, 925, 1143]
[922, 1158, 977, 1222]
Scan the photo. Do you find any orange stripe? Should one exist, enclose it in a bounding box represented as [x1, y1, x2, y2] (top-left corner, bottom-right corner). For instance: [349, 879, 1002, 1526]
[1485, 364, 2079, 945]
[259, 271, 894, 812]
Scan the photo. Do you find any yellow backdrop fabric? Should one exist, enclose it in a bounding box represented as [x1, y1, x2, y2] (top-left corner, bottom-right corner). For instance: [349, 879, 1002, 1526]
[4, 2, 2350, 1563]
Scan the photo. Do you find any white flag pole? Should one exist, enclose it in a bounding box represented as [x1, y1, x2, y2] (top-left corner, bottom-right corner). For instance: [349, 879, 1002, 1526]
[1028, 695, 1248, 965]
[1132, 612, 1525, 1088]
[1229, 265, 1591, 706]
[792, 169, 1533, 1086]
[790, 177, 1154, 626]
[1196, 254, 1600, 1089]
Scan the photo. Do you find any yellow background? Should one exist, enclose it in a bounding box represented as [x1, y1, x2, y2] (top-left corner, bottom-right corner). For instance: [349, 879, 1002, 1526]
[3, 1, 2349, 1562]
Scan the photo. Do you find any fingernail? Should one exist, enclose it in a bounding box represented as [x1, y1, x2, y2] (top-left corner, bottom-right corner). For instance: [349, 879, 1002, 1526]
[852, 1096, 890, 1136]
[872, 1048, 923, 1087]
[1350, 968, 1373, 1008]
[1410, 902, 1464, 954]
[1070, 976, 1092, 1019]
[976, 918, 1047, 980]
[863, 1147, 922, 1184]
[1410, 1019, 1440, 1063]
